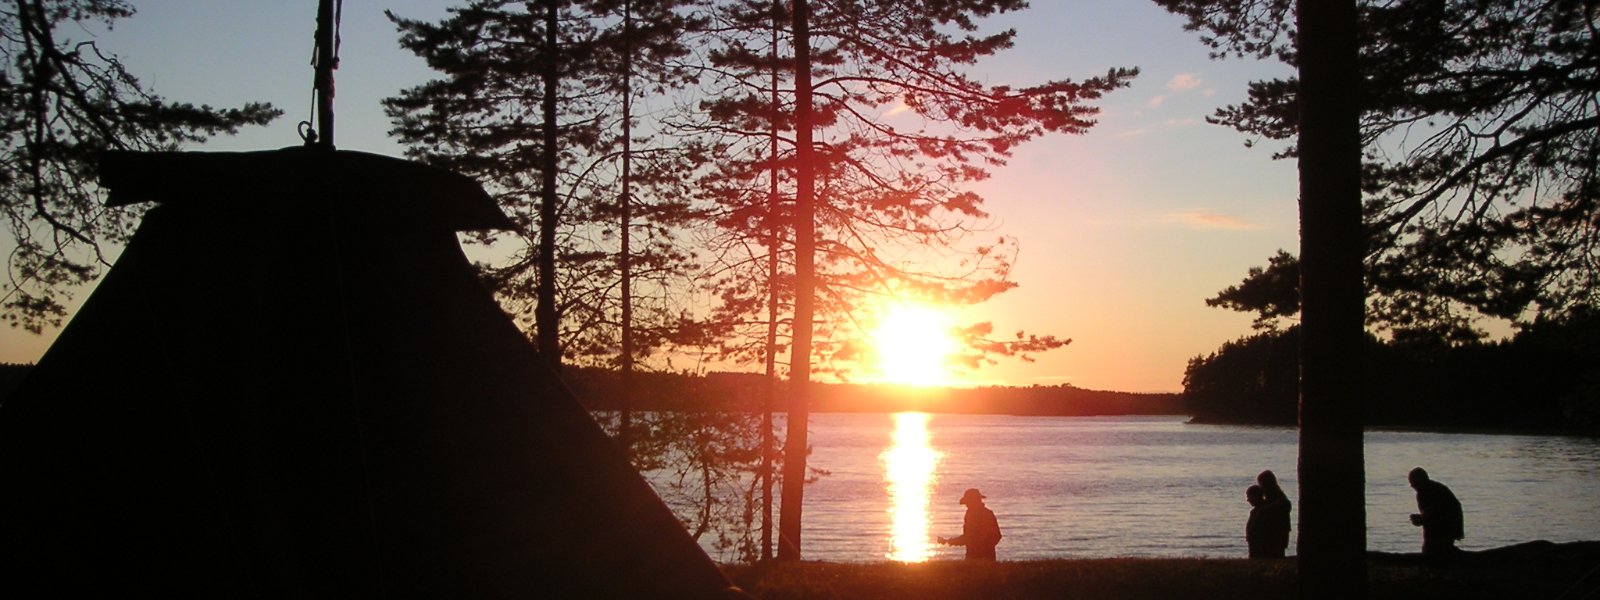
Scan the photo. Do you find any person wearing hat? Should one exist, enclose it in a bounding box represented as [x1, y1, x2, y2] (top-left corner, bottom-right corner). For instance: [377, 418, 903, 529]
[937, 488, 1002, 560]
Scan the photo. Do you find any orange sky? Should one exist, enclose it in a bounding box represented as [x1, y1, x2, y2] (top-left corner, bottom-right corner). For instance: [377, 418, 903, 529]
[0, 1, 1301, 392]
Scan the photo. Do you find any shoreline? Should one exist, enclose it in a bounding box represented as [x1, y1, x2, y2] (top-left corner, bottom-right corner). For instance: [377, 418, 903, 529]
[723, 541, 1600, 599]
[1187, 415, 1598, 438]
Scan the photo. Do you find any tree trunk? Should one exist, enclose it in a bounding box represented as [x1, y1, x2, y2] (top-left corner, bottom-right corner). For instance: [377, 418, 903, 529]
[618, 0, 636, 456]
[778, 0, 814, 563]
[762, 284, 777, 561]
[1295, 1, 1367, 597]
[760, 0, 783, 561]
[536, 0, 563, 372]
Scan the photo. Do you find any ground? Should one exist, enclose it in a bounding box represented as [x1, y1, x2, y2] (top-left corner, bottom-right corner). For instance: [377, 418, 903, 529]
[723, 541, 1600, 599]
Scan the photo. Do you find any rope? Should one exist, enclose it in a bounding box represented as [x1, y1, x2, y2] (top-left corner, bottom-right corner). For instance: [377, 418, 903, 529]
[299, 0, 343, 146]
[298, 39, 318, 146]
[300, 15, 320, 146]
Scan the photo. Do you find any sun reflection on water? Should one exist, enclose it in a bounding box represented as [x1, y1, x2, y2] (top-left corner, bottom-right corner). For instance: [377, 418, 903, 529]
[881, 412, 942, 562]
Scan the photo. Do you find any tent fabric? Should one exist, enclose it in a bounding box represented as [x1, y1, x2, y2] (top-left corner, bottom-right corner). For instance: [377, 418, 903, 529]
[0, 147, 740, 598]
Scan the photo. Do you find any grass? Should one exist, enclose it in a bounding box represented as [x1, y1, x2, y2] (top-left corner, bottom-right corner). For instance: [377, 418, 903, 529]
[722, 548, 1600, 599]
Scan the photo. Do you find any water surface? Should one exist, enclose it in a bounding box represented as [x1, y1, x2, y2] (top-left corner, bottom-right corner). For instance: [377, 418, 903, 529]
[790, 413, 1600, 562]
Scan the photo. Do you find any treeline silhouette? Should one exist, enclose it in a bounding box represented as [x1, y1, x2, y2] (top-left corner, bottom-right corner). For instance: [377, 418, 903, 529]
[1184, 311, 1600, 433]
[566, 367, 1183, 416]
[0, 362, 1181, 416]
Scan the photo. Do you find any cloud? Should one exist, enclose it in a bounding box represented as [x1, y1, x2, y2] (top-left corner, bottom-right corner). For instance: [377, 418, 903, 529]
[1166, 73, 1203, 91]
[1146, 95, 1166, 109]
[1164, 210, 1263, 231]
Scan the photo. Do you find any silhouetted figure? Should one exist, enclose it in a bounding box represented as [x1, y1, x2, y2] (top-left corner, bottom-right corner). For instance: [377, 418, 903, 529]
[1409, 467, 1464, 557]
[1245, 484, 1287, 558]
[937, 488, 1002, 560]
[1253, 470, 1292, 557]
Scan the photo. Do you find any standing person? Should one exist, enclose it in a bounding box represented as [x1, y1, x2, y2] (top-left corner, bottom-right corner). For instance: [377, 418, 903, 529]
[1408, 467, 1464, 557]
[1255, 470, 1292, 556]
[1245, 484, 1275, 558]
[937, 488, 1002, 560]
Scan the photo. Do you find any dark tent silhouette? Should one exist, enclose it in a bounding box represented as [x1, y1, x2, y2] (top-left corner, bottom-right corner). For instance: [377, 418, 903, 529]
[0, 147, 741, 598]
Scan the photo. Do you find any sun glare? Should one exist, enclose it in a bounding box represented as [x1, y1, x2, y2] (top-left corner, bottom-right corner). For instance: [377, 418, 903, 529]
[881, 412, 942, 562]
[870, 305, 958, 386]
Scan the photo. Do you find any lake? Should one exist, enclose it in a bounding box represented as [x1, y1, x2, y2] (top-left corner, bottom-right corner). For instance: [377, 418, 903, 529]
[763, 413, 1600, 562]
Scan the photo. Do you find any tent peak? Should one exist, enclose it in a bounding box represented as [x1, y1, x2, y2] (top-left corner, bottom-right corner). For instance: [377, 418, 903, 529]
[100, 147, 511, 232]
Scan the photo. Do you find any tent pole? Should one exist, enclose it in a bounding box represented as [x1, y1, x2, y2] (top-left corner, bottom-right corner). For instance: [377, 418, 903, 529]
[313, 0, 337, 149]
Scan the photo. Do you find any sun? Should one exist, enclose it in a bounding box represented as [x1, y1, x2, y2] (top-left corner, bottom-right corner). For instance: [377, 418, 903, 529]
[869, 304, 958, 386]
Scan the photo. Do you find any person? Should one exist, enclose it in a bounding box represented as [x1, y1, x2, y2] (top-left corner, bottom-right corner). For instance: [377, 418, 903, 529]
[1244, 484, 1277, 558]
[1253, 470, 1292, 557]
[1408, 467, 1464, 557]
[937, 488, 1002, 560]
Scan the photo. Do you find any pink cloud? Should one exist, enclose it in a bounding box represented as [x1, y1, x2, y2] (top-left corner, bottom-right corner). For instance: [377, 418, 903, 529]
[1165, 210, 1262, 230]
[1166, 73, 1203, 92]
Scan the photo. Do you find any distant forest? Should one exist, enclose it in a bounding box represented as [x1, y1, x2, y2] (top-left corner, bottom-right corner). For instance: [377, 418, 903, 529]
[564, 368, 1184, 417]
[0, 362, 1182, 417]
[19, 334, 1599, 432]
[1183, 312, 1600, 434]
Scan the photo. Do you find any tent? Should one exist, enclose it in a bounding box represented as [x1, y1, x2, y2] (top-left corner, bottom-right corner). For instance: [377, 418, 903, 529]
[0, 147, 742, 597]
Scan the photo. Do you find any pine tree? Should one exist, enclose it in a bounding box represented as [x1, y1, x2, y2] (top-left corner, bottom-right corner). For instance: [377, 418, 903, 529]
[1155, 0, 1369, 594]
[1158, 0, 1600, 335]
[387, 0, 615, 371]
[1294, 1, 1367, 596]
[692, 0, 794, 558]
[772, 0, 1134, 560]
[584, 0, 705, 454]
[1, 0, 279, 333]
[389, 0, 773, 557]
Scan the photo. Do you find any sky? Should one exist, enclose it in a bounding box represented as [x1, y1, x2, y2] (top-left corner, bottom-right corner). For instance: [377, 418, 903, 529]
[0, 1, 1301, 393]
